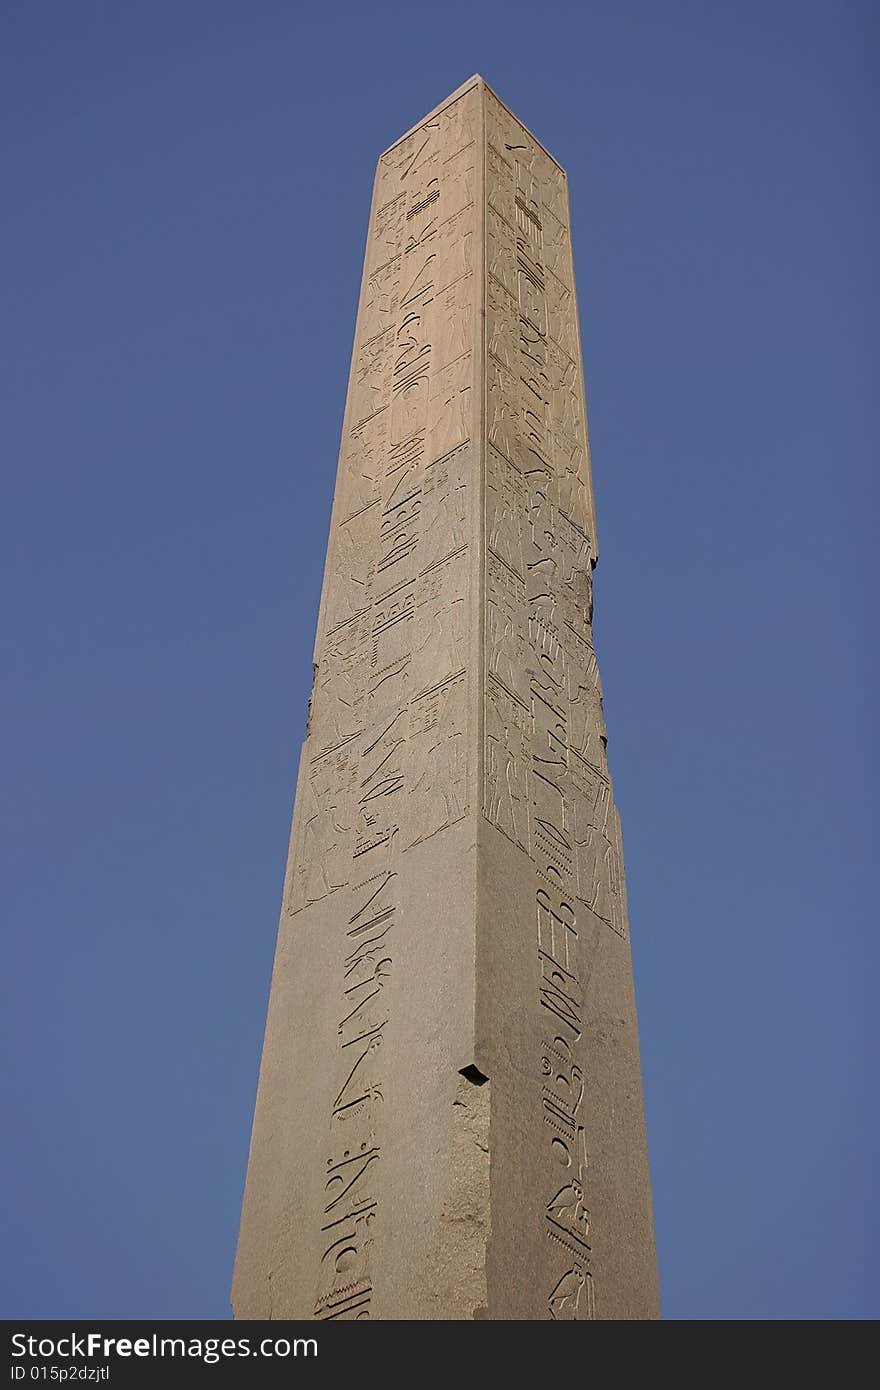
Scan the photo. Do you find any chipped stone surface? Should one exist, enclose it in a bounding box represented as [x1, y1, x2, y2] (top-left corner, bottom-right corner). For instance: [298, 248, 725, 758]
[232, 77, 659, 1321]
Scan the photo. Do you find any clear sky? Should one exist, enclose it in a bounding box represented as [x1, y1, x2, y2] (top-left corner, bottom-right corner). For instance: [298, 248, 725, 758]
[2, 1, 875, 1321]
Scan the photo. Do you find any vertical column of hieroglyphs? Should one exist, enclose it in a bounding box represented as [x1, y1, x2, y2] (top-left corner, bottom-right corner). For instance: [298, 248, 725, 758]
[482, 89, 629, 1321]
[283, 88, 479, 1320]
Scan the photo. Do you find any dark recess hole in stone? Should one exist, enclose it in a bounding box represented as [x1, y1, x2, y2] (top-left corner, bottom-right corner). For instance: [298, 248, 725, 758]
[459, 1064, 489, 1086]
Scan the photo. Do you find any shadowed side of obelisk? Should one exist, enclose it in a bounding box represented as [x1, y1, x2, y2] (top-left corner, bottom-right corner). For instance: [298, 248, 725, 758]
[475, 85, 660, 1319]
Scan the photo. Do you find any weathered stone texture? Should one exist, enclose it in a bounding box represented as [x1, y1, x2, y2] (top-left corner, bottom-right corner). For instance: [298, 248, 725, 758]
[232, 76, 660, 1321]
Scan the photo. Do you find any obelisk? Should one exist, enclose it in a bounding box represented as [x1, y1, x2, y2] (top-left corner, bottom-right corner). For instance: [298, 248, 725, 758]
[232, 76, 660, 1321]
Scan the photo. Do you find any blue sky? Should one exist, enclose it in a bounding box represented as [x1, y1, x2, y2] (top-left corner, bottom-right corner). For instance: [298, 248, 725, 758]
[2, 1, 875, 1320]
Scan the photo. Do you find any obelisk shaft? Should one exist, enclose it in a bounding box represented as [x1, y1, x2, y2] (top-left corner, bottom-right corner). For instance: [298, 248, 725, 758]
[232, 77, 659, 1321]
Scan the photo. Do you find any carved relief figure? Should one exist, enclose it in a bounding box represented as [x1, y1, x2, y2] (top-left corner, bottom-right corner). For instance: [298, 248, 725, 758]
[487, 207, 517, 288]
[484, 688, 529, 852]
[433, 278, 472, 367]
[351, 329, 392, 427]
[420, 443, 468, 568]
[291, 750, 354, 910]
[542, 209, 571, 288]
[487, 287, 517, 372]
[406, 678, 467, 848]
[486, 448, 525, 575]
[341, 412, 387, 521]
[569, 660, 606, 770]
[360, 259, 400, 343]
[441, 146, 475, 222]
[554, 438, 592, 529]
[488, 359, 518, 461]
[414, 590, 467, 684]
[311, 643, 361, 752]
[325, 506, 376, 630]
[547, 278, 578, 361]
[428, 355, 471, 457]
[432, 210, 472, 291]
